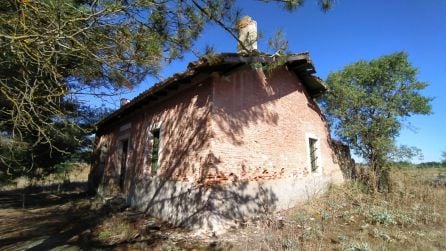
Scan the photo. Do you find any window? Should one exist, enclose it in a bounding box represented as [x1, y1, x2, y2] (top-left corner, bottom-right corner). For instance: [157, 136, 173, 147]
[309, 138, 318, 172]
[150, 128, 160, 174]
[120, 139, 129, 190]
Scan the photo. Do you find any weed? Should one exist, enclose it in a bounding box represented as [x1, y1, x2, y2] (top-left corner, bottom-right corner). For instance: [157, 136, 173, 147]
[294, 211, 309, 224]
[320, 210, 331, 221]
[337, 234, 349, 242]
[281, 238, 298, 250]
[341, 211, 354, 222]
[95, 216, 135, 244]
[372, 228, 391, 241]
[343, 241, 372, 251]
[97, 230, 112, 240]
[397, 212, 415, 226]
[302, 225, 322, 241]
[366, 207, 396, 225]
[378, 245, 389, 251]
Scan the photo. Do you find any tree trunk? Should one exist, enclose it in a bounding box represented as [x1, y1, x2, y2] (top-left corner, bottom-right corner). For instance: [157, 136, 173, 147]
[371, 164, 381, 192]
[372, 163, 389, 193]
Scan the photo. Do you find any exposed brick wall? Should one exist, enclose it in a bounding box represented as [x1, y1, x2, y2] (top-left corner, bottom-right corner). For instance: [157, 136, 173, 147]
[209, 66, 343, 184]
[331, 140, 356, 179]
[90, 64, 344, 207]
[88, 64, 346, 230]
[93, 80, 214, 195]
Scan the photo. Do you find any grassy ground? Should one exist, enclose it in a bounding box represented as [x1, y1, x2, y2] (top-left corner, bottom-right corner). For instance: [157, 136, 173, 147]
[0, 168, 444, 250]
[216, 168, 446, 251]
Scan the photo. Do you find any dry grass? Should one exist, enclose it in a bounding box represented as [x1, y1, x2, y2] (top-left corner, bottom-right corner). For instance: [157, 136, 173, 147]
[1, 167, 444, 250]
[223, 168, 446, 251]
[1, 162, 90, 190]
[95, 215, 136, 244]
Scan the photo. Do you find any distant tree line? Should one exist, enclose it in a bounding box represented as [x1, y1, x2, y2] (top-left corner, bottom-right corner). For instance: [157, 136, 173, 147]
[389, 161, 445, 169]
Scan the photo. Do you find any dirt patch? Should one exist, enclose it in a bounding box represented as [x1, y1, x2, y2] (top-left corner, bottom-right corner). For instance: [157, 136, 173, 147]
[0, 189, 103, 250]
[0, 185, 218, 250]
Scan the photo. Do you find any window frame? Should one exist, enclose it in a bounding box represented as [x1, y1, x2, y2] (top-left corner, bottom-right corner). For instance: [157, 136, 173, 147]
[145, 122, 163, 175]
[306, 133, 322, 175]
[150, 128, 161, 174]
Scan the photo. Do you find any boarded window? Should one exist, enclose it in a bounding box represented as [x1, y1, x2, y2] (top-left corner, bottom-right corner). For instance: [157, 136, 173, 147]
[151, 129, 160, 174]
[309, 138, 318, 172]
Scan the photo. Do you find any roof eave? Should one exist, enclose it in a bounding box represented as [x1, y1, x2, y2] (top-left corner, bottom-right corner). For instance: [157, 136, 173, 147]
[95, 52, 325, 132]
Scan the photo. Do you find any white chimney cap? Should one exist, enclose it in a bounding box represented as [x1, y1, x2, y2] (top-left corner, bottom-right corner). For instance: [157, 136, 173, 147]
[237, 16, 258, 53]
[120, 98, 130, 107]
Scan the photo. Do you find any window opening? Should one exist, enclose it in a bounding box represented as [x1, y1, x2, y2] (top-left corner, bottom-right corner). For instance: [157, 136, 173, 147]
[151, 129, 160, 174]
[309, 138, 318, 172]
[120, 139, 128, 190]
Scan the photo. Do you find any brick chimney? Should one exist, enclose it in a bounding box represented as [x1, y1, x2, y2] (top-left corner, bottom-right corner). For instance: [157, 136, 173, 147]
[237, 16, 257, 53]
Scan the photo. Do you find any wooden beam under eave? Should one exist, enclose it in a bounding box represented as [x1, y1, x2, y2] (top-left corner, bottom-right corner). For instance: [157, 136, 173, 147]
[155, 91, 168, 96]
[166, 83, 180, 90]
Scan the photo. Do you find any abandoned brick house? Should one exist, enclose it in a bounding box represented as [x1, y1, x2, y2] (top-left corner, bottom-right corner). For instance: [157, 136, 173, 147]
[89, 17, 344, 232]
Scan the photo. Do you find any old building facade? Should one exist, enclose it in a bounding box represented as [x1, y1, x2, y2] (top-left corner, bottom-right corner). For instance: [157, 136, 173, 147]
[89, 52, 344, 232]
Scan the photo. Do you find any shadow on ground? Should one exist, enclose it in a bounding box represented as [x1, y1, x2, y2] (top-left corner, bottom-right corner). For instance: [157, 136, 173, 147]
[0, 183, 99, 250]
[0, 183, 226, 250]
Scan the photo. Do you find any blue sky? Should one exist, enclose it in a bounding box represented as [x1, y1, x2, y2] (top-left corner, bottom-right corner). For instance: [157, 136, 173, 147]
[103, 0, 446, 162]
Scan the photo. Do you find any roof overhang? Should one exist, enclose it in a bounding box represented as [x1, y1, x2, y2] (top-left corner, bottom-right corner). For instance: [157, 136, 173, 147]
[96, 52, 326, 131]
